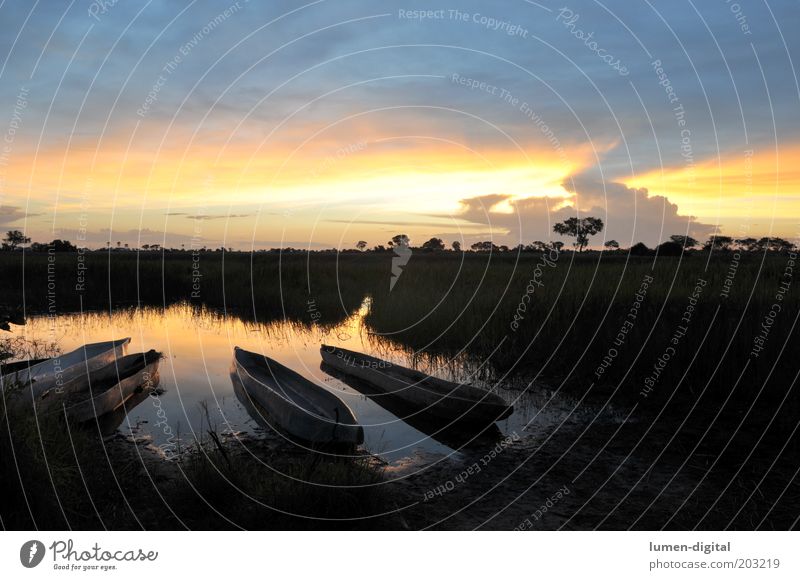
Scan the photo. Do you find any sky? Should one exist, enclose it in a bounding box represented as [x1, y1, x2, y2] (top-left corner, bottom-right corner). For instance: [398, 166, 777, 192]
[0, 0, 798, 250]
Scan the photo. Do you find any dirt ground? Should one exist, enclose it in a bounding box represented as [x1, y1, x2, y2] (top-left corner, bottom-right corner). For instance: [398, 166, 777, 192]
[107, 393, 799, 530]
[386, 407, 800, 530]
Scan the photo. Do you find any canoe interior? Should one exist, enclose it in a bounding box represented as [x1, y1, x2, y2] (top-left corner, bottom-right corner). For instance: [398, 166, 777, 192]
[60, 350, 161, 411]
[235, 348, 359, 426]
[321, 362, 504, 449]
[233, 347, 363, 445]
[321, 345, 512, 416]
[26, 337, 131, 382]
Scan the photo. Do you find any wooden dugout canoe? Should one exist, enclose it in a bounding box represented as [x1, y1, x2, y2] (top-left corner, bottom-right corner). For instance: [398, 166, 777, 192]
[2, 338, 131, 399]
[55, 350, 161, 423]
[321, 361, 503, 450]
[231, 347, 363, 445]
[320, 345, 513, 424]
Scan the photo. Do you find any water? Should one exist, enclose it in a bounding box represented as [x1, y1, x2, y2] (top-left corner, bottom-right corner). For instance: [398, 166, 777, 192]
[6, 300, 579, 469]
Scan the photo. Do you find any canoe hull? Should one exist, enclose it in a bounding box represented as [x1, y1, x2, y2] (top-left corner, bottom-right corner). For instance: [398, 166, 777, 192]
[66, 366, 159, 423]
[320, 346, 513, 424]
[5, 338, 131, 399]
[321, 362, 504, 449]
[232, 348, 363, 445]
[56, 351, 161, 423]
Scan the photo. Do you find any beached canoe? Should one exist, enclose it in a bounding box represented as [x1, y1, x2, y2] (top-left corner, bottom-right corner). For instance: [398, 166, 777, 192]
[55, 350, 161, 423]
[3, 338, 131, 398]
[231, 347, 363, 445]
[320, 345, 513, 424]
[321, 362, 503, 449]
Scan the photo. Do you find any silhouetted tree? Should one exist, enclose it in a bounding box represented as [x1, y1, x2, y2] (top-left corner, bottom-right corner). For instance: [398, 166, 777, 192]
[451, 240, 462, 252]
[470, 241, 496, 252]
[421, 237, 445, 251]
[50, 239, 77, 252]
[669, 235, 699, 249]
[735, 237, 758, 252]
[527, 241, 549, 252]
[553, 217, 604, 251]
[388, 234, 409, 248]
[657, 241, 684, 256]
[757, 237, 793, 252]
[704, 235, 734, 251]
[629, 242, 651, 256]
[604, 240, 620, 250]
[3, 230, 30, 250]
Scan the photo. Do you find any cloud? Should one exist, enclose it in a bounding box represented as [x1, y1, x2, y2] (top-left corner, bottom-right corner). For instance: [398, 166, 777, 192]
[0, 205, 38, 226]
[325, 218, 485, 228]
[164, 212, 252, 220]
[183, 214, 252, 221]
[455, 175, 714, 247]
[563, 175, 715, 245]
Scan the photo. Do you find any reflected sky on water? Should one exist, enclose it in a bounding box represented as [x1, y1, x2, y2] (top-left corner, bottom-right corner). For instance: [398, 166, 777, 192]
[11, 300, 582, 468]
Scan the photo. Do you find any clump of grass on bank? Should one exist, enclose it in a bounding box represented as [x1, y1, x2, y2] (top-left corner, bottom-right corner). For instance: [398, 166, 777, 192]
[0, 380, 388, 530]
[0, 387, 146, 529]
[3, 248, 797, 449]
[366, 252, 798, 419]
[0, 251, 387, 327]
[172, 437, 386, 529]
[162, 402, 387, 529]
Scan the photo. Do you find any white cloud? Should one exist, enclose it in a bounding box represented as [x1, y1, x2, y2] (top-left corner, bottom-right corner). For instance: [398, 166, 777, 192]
[455, 175, 714, 248]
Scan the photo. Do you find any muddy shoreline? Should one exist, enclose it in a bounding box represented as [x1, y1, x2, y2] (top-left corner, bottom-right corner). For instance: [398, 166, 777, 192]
[104, 387, 799, 530]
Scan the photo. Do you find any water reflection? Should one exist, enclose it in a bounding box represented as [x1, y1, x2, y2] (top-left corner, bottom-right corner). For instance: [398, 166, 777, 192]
[92, 387, 161, 437]
[9, 301, 575, 467]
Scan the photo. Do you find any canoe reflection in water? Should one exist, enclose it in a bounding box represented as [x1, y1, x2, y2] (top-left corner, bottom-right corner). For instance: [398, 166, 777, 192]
[93, 384, 164, 438]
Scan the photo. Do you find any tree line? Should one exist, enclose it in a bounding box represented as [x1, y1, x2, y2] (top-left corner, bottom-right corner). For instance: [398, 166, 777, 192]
[355, 218, 796, 254]
[3, 218, 797, 255]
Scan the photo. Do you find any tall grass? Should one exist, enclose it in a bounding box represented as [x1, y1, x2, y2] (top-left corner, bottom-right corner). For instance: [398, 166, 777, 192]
[0, 251, 386, 326]
[2, 249, 796, 417]
[0, 387, 387, 530]
[0, 390, 148, 529]
[366, 252, 798, 418]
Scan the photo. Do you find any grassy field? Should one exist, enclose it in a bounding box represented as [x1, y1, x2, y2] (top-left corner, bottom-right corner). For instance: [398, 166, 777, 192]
[0, 250, 383, 327]
[368, 251, 797, 415]
[0, 248, 797, 529]
[1, 249, 796, 412]
[0, 390, 387, 530]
